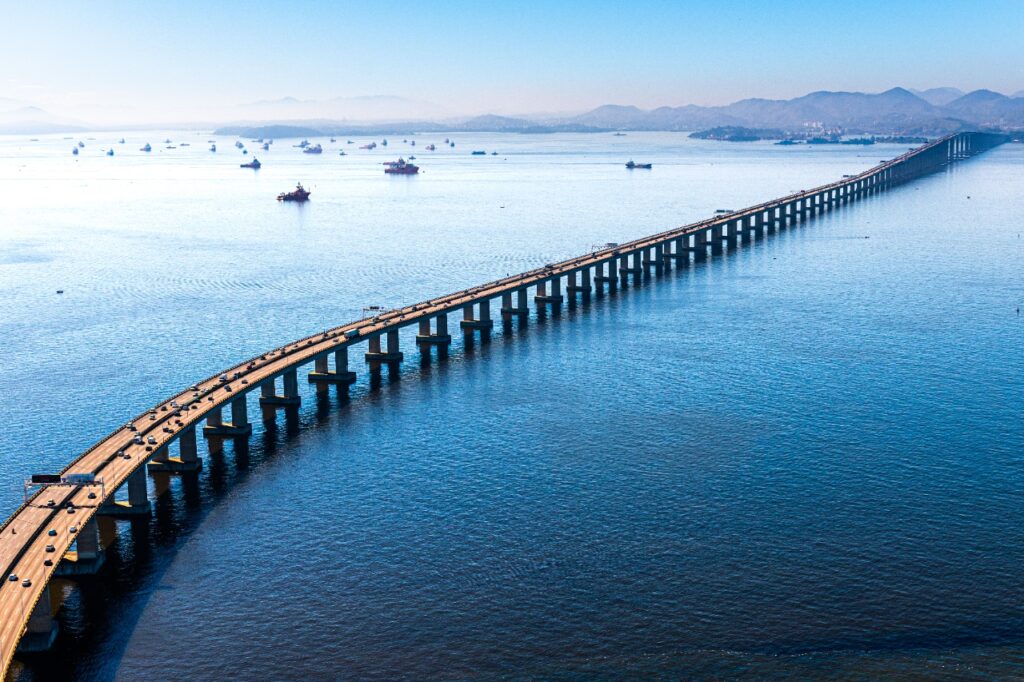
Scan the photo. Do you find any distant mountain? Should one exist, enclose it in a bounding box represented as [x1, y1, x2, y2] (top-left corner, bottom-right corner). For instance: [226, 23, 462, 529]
[910, 87, 965, 106]
[0, 103, 86, 134]
[562, 87, 1023, 134]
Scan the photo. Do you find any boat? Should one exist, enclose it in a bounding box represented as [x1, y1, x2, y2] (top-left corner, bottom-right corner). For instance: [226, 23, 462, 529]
[107, 149, 114, 156]
[164, 138, 171, 144]
[242, 149, 248, 154]
[625, 160, 651, 169]
[444, 138, 449, 144]
[384, 158, 419, 174]
[72, 147, 79, 155]
[262, 142, 270, 150]
[303, 143, 323, 154]
[330, 137, 336, 143]
[257, 138, 264, 143]
[450, 142, 455, 147]
[346, 140, 353, 144]
[408, 155, 416, 160]
[471, 150, 486, 155]
[277, 183, 310, 202]
[425, 144, 436, 151]
[180, 142, 190, 146]
[140, 143, 152, 152]
[210, 144, 217, 152]
[491, 151, 498, 155]
[338, 150, 346, 156]
[235, 141, 244, 149]
[359, 142, 377, 150]
[613, 132, 627, 136]
[119, 138, 125, 144]
[294, 139, 310, 148]
[78, 141, 85, 148]
[241, 158, 261, 169]
[381, 139, 388, 146]
[409, 140, 415, 146]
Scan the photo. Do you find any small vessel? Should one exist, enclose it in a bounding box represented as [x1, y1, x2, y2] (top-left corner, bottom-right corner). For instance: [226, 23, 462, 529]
[164, 138, 171, 144]
[330, 137, 336, 143]
[613, 132, 626, 136]
[303, 143, 323, 154]
[78, 141, 85, 148]
[338, 150, 346, 156]
[384, 158, 419, 175]
[277, 183, 311, 202]
[262, 142, 270, 150]
[450, 142, 455, 148]
[235, 141, 244, 149]
[408, 155, 416, 160]
[241, 158, 261, 169]
[410, 140, 415, 146]
[382, 139, 388, 146]
[425, 144, 436, 151]
[359, 142, 377, 150]
[210, 144, 217, 152]
[346, 140, 353, 144]
[180, 142, 190, 146]
[625, 160, 651, 169]
[106, 149, 114, 156]
[295, 139, 310, 148]
[491, 151, 498, 155]
[242, 149, 248, 154]
[119, 138, 125, 144]
[471, 150, 486, 155]
[444, 138, 450, 144]
[257, 138, 264, 143]
[140, 143, 152, 152]
[72, 147, 79, 155]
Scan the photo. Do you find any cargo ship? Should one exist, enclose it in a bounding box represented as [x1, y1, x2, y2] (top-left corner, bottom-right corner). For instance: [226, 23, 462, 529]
[625, 160, 651, 169]
[383, 158, 418, 175]
[277, 183, 310, 201]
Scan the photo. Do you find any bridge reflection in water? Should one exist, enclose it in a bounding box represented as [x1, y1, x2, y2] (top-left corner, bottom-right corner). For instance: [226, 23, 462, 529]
[0, 132, 1007, 676]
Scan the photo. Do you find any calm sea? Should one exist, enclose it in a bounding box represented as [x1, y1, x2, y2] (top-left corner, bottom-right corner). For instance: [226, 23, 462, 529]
[1, 132, 1022, 680]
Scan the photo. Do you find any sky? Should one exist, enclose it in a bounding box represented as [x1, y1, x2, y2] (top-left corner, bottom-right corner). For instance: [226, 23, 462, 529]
[2, 0, 1023, 124]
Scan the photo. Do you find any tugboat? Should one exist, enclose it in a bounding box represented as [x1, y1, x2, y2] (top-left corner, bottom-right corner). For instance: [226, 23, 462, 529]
[303, 143, 323, 154]
[625, 160, 652, 169]
[277, 183, 310, 202]
[241, 157, 261, 169]
[140, 143, 152, 152]
[383, 158, 419, 175]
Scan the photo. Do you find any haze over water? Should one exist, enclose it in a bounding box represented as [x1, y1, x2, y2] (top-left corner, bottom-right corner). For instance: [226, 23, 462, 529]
[1, 134, 1023, 679]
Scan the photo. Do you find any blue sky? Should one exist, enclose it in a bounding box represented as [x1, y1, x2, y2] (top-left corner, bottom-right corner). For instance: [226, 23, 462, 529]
[2, 0, 1022, 122]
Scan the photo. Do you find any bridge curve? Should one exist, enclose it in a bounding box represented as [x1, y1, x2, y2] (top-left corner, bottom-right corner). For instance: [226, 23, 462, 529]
[0, 131, 1007, 676]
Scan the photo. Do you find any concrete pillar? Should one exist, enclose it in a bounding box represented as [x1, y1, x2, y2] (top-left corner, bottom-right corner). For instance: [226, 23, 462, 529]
[517, 288, 529, 310]
[580, 266, 592, 295]
[205, 396, 253, 436]
[711, 225, 723, 254]
[99, 465, 150, 517]
[694, 230, 708, 260]
[260, 370, 302, 410]
[535, 276, 563, 306]
[17, 585, 58, 652]
[673, 236, 687, 266]
[149, 426, 202, 472]
[460, 299, 494, 332]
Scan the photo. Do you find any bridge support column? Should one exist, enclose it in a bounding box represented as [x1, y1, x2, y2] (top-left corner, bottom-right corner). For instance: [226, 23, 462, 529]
[99, 466, 150, 517]
[672, 236, 687, 266]
[594, 259, 616, 290]
[417, 314, 453, 347]
[309, 347, 358, 387]
[366, 330, 404, 363]
[460, 300, 494, 333]
[535, 277, 563, 306]
[693, 231, 708, 260]
[148, 426, 202, 473]
[260, 370, 302, 410]
[17, 585, 58, 653]
[754, 212, 765, 238]
[711, 225, 724, 255]
[204, 397, 253, 437]
[56, 516, 105, 576]
[501, 289, 530, 318]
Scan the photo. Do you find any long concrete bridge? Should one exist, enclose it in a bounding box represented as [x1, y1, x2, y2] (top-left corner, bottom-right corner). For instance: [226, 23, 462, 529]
[0, 131, 1007, 677]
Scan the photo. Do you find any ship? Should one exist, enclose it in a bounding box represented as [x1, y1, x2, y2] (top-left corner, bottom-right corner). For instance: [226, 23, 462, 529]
[210, 144, 217, 152]
[277, 183, 310, 202]
[106, 149, 114, 156]
[381, 139, 388, 146]
[262, 142, 270, 150]
[384, 158, 419, 175]
[140, 143, 152, 152]
[625, 160, 651, 169]
[295, 139, 310, 148]
[471, 150, 486, 155]
[235, 141, 244, 149]
[359, 142, 377, 150]
[425, 144, 436, 151]
[303, 143, 323, 154]
[72, 147, 79, 155]
[78, 141, 85, 148]
[241, 158, 261, 169]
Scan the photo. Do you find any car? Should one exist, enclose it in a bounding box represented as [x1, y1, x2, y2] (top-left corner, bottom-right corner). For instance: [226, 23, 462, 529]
[225, 385, 233, 392]
[122, 453, 131, 460]
[171, 401, 179, 408]
[46, 499, 55, 507]
[44, 559, 53, 567]
[133, 436, 144, 445]
[162, 427, 172, 433]
[345, 329, 359, 339]
[21, 579, 31, 587]
[189, 385, 199, 391]
[69, 526, 77, 533]
[145, 446, 153, 452]
[127, 425, 137, 432]
[241, 379, 249, 385]
[47, 529, 57, 536]
[7, 575, 17, 582]
[146, 436, 157, 444]
[45, 545, 55, 553]
[88, 492, 97, 499]
[219, 374, 228, 382]
[161, 405, 168, 412]
[66, 507, 75, 514]
[149, 415, 156, 420]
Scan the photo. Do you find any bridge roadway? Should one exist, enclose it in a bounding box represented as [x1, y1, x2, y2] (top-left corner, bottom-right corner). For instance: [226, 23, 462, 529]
[0, 131, 1006, 676]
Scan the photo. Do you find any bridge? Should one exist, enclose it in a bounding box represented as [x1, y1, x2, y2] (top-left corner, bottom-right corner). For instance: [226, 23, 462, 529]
[0, 131, 1007, 677]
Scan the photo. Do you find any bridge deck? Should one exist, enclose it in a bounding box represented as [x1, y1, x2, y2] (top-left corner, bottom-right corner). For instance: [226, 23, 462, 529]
[0, 132, 1004, 675]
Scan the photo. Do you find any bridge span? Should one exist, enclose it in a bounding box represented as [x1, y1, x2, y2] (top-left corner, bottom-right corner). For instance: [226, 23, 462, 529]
[0, 131, 1007, 676]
